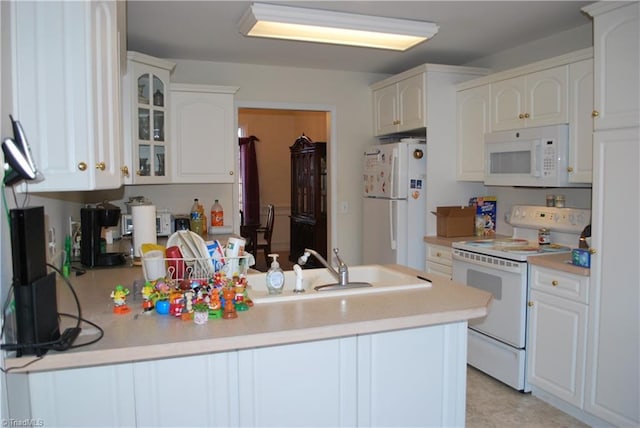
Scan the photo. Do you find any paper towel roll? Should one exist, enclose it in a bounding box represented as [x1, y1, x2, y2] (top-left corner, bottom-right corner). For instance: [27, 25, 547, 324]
[132, 205, 157, 257]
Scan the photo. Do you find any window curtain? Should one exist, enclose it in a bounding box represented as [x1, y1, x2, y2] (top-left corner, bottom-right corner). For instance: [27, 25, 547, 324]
[239, 136, 260, 225]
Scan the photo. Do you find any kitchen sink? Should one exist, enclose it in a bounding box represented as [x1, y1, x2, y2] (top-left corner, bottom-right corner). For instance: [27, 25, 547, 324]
[247, 264, 431, 304]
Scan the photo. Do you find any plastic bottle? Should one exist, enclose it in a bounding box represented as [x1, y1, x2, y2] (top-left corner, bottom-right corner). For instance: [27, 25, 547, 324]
[190, 198, 203, 235]
[197, 201, 207, 237]
[63, 235, 72, 277]
[211, 199, 224, 227]
[265, 253, 285, 295]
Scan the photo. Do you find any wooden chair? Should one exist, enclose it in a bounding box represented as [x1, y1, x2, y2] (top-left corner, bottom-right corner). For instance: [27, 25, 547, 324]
[255, 204, 275, 265]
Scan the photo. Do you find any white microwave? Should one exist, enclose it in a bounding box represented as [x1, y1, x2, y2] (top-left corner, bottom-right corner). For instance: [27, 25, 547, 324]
[484, 124, 586, 187]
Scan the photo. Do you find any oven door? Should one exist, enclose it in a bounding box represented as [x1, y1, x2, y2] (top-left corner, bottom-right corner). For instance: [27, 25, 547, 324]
[452, 249, 528, 348]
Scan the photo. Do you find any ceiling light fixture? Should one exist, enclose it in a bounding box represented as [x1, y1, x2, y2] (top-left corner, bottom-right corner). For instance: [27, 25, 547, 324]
[238, 3, 439, 51]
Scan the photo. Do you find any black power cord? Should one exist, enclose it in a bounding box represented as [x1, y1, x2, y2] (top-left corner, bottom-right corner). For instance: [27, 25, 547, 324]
[0, 263, 105, 372]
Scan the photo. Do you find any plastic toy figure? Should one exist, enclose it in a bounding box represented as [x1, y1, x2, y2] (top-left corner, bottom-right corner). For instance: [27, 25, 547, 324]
[111, 285, 131, 314]
[207, 288, 223, 319]
[222, 286, 237, 319]
[234, 281, 249, 312]
[182, 290, 195, 320]
[141, 282, 155, 312]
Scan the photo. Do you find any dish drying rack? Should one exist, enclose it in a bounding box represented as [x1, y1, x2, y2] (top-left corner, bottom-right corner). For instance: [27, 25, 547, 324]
[152, 255, 255, 283]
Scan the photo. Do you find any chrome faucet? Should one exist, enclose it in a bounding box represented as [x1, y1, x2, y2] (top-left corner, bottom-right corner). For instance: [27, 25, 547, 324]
[298, 248, 349, 286]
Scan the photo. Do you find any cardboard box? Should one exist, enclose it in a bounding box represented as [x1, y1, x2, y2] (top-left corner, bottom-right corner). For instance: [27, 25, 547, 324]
[433, 206, 475, 237]
[470, 196, 497, 237]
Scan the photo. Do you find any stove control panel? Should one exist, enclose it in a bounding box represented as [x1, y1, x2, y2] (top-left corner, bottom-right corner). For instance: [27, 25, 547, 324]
[508, 205, 591, 233]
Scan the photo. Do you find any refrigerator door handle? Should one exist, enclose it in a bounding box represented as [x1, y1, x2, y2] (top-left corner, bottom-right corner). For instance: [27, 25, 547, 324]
[390, 147, 398, 199]
[389, 200, 397, 250]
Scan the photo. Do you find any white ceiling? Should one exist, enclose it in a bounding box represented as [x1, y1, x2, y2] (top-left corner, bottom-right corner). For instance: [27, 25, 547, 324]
[126, 1, 593, 75]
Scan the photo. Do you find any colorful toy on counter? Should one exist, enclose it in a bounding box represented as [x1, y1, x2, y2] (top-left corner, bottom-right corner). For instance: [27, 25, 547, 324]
[222, 287, 238, 319]
[112, 236, 256, 321]
[111, 285, 131, 314]
[141, 282, 155, 313]
[115, 268, 252, 321]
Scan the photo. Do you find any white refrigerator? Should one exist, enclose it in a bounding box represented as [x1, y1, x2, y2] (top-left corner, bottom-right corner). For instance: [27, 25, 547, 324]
[362, 142, 426, 270]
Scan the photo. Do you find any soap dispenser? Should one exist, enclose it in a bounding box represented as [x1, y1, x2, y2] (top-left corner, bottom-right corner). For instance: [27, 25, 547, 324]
[266, 253, 285, 294]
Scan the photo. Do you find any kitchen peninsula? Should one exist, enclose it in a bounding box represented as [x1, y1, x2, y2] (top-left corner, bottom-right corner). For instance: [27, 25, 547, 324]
[5, 264, 490, 427]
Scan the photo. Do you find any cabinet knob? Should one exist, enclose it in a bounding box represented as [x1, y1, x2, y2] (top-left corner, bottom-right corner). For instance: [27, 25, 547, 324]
[592, 110, 600, 118]
[528, 301, 534, 307]
[519, 113, 525, 119]
[552, 280, 559, 286]
[567, 166, 574, 172]
[96, 162, 106, 171]
[121, 166, 130, 177]
[78, 162, 87, 171]
[229, 171, 234, 175]
[436, 252, 442, 257]
[524, 113, 530, 119]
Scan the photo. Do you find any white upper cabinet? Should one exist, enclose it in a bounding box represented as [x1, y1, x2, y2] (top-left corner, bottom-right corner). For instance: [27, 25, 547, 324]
[568, 59, 594, 183]
[456, 49, 591, 182]
[372, 73, 425, 136]
[491, 66, 568, 131]
[170, 84, 239, 183]
[122, 52, 176, 184]
[10, 1, 123, 191]
[585, 1, 640, 130]
[456, 84, 491, 181]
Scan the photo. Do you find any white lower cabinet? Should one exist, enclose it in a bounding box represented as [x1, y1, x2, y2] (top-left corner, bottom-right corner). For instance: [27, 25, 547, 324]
[425, 243, 453, 279]
[26, 364, 136, 427]
[132, 353, 237, 427]
[238, 337, 358, 427]
[527, 265, 591, 419]
[13, 322, 468, 427]
[528, 289, 587, 408]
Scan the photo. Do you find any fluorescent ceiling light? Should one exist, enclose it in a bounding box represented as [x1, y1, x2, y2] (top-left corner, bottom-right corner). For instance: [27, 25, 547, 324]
[238, 3, 439, 51]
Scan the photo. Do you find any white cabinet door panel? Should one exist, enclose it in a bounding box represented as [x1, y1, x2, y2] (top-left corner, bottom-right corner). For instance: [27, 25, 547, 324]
[528, 290, 587, 408]
[28, 364, 136, 427]
[170, 85, 238, 183]
[585, 127, 640, 427]
[238, 337, 357, 427]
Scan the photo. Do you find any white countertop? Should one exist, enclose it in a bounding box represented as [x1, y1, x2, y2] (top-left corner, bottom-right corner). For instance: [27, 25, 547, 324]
[4, 264, 491, 373]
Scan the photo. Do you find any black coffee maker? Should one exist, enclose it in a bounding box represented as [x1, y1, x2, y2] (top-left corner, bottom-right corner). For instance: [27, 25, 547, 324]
[80, 201, 125, 267]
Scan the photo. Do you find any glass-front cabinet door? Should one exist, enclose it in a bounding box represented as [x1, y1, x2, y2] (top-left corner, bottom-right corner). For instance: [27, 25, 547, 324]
[136, 73, 166, 177]
[123, 52, 175, 184]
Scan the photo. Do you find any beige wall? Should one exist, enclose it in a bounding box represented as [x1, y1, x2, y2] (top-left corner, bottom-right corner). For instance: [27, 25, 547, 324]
[170, 60, 384, 263]
[238, 109, 328, 252]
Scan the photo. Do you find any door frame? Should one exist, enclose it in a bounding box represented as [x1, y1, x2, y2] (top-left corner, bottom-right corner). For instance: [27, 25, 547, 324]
[235, 100, 337, 255]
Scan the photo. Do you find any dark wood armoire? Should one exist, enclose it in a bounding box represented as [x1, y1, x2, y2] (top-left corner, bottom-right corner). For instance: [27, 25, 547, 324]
[289, 135, 327, 266]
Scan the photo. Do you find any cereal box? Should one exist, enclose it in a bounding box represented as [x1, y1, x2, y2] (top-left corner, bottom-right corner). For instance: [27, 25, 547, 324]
[469, 196, 497, 237]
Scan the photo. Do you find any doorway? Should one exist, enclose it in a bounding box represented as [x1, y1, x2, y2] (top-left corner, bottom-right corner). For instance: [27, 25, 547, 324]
[236, 104, 334, 264]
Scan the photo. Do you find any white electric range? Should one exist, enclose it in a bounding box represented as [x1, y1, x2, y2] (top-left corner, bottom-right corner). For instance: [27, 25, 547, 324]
[452, 205, 591, 391]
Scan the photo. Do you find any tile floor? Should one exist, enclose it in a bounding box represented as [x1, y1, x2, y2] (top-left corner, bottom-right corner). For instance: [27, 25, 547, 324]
[466, 366, 588, 427]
